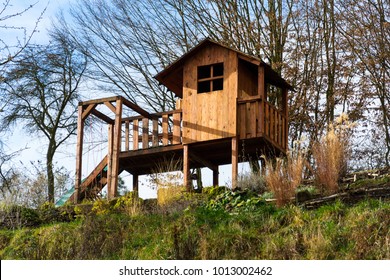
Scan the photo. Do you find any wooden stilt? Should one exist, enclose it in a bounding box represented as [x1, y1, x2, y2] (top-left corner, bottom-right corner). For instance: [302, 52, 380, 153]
[108, 98, 122, 199]
[183, 144, 191, 191]
[213, 167, 219, 186]
[107, 124, 114, 198]
[75, 105, 84, 204]
[133, 174, 139, 195]
[232, 137, 238, 190]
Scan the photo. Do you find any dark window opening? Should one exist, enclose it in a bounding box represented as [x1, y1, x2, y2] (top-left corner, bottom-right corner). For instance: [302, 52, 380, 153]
[197, 63, 224, 93]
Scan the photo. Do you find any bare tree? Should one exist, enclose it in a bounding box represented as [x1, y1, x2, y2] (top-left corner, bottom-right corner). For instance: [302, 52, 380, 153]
[338, 0, 390, 167]
[0, 36, 87, 202]
[53, 0, 200, 113]
[0, 0, 46, 67]
[58, 0, 390, 171]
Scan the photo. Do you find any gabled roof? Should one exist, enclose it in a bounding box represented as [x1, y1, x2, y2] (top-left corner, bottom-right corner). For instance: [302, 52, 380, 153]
[154, 38, 293, 98]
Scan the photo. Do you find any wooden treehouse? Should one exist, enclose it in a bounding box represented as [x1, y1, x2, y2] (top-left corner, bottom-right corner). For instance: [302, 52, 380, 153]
[72, 39, 292, 203]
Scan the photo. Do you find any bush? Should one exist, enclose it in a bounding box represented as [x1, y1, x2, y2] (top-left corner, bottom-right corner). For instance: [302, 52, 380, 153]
[236, 171, 267, 193]
[0, 204, 41, 229]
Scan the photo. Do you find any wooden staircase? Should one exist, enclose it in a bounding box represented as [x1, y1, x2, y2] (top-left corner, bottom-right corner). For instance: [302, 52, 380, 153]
[69, 155, 109, 202]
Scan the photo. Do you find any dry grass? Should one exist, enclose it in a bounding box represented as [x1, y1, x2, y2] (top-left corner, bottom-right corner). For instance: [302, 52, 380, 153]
[312, 114, 354, 195]
[149, 156, 184, 207]
[264, 150, 306, 207]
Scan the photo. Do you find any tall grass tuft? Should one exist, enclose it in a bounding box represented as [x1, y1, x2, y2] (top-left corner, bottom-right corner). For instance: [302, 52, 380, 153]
[312, 114, 354, 195]
[149, 156, 185, 207]
[264, 149, 306, 207]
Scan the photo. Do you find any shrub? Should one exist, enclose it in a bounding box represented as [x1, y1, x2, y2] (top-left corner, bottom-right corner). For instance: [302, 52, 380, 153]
[0, 204, 41, 229]
[236, 171, 267, 193]
[113, 192, 144, 216]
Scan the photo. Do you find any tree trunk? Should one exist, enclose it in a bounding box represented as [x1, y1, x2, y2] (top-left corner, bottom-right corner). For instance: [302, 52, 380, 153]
[46, 143, 56, 203]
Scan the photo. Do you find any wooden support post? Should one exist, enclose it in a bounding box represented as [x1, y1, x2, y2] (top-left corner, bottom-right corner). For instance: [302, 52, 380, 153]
[282, 87, 288, 150]
[183, 145, 191, 191]
[133, 119, 139, 150]
[162, 114, 169, 146]
[142, 118, 149, 149]
[213, 168, 219, 186]
[107, 123, 114, 198]
[231, 137, 238, 190]
[152, 119, 159, 147]
[173, 112, 181, 144]
[133, 174, 139, 195]
[75, 105, 84, 204]
[125, 121, 129, 151]
[108, 98, 122, 199]
[260, 157, 266, 176]
[258, 65, 265, 135]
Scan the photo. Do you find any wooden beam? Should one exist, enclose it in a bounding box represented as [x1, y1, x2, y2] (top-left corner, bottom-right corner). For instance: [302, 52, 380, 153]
[183, 144, 191, 191]
[104, 101, 117, 113]
[121, 97, 153, 119]
[238, 54, 261, 66]
[106, 124, 114, 198]
[81, 104, 96, 120]
[231, 137, 238, 190]
[189, 151, 218, 171]
[79, 96, 118, 106]
[108, 98, 122, 199]
[75, 105, 84, 204]
[91, 108, 114, 124]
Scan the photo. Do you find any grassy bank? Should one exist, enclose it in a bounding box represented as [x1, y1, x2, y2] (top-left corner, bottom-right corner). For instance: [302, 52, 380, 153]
[0, 187, 389, 260]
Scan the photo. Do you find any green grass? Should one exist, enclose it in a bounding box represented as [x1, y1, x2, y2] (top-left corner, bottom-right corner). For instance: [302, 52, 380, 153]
[0, 188, 389, 260]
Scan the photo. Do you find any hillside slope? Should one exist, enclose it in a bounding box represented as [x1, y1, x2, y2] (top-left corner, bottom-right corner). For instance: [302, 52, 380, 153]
[0, 177, 389, 260]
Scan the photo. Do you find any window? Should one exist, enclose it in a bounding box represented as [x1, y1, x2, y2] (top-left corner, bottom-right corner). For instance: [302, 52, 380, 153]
[197, 63, 224, 93]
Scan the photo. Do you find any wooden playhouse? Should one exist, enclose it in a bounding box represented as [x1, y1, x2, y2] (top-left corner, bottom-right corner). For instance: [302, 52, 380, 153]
[71, 38, 292, 203]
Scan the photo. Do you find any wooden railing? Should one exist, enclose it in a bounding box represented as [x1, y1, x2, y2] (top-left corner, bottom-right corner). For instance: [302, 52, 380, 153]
[238, 98, 287, 151]
[264, 102, 287, 151]
[121, 110, 182, 151]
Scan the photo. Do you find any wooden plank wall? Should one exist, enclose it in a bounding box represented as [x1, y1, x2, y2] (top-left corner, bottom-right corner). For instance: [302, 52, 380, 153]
[182, 44, 237, 144]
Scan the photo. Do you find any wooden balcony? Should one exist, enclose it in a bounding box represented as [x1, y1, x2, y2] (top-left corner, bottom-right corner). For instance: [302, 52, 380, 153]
[121, 110, 182, 151]
[73, 95, 288, 203]
[238, 98, 288, 152]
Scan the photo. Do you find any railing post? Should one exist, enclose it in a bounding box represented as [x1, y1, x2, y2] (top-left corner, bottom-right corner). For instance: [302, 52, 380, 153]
[125, 120, 129, 151]
[142, 118, 149, 149]
[258, 66, 265, 135]
[133, 119, 139, 150]
[162, 114, 169, 146]
[74, 104, 84, 204]
[173, 112, 181, 144]
[152, 119, 159, 147]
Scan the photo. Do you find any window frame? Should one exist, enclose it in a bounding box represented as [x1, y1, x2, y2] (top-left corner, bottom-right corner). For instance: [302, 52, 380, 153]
[197, 62, 224, 94]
